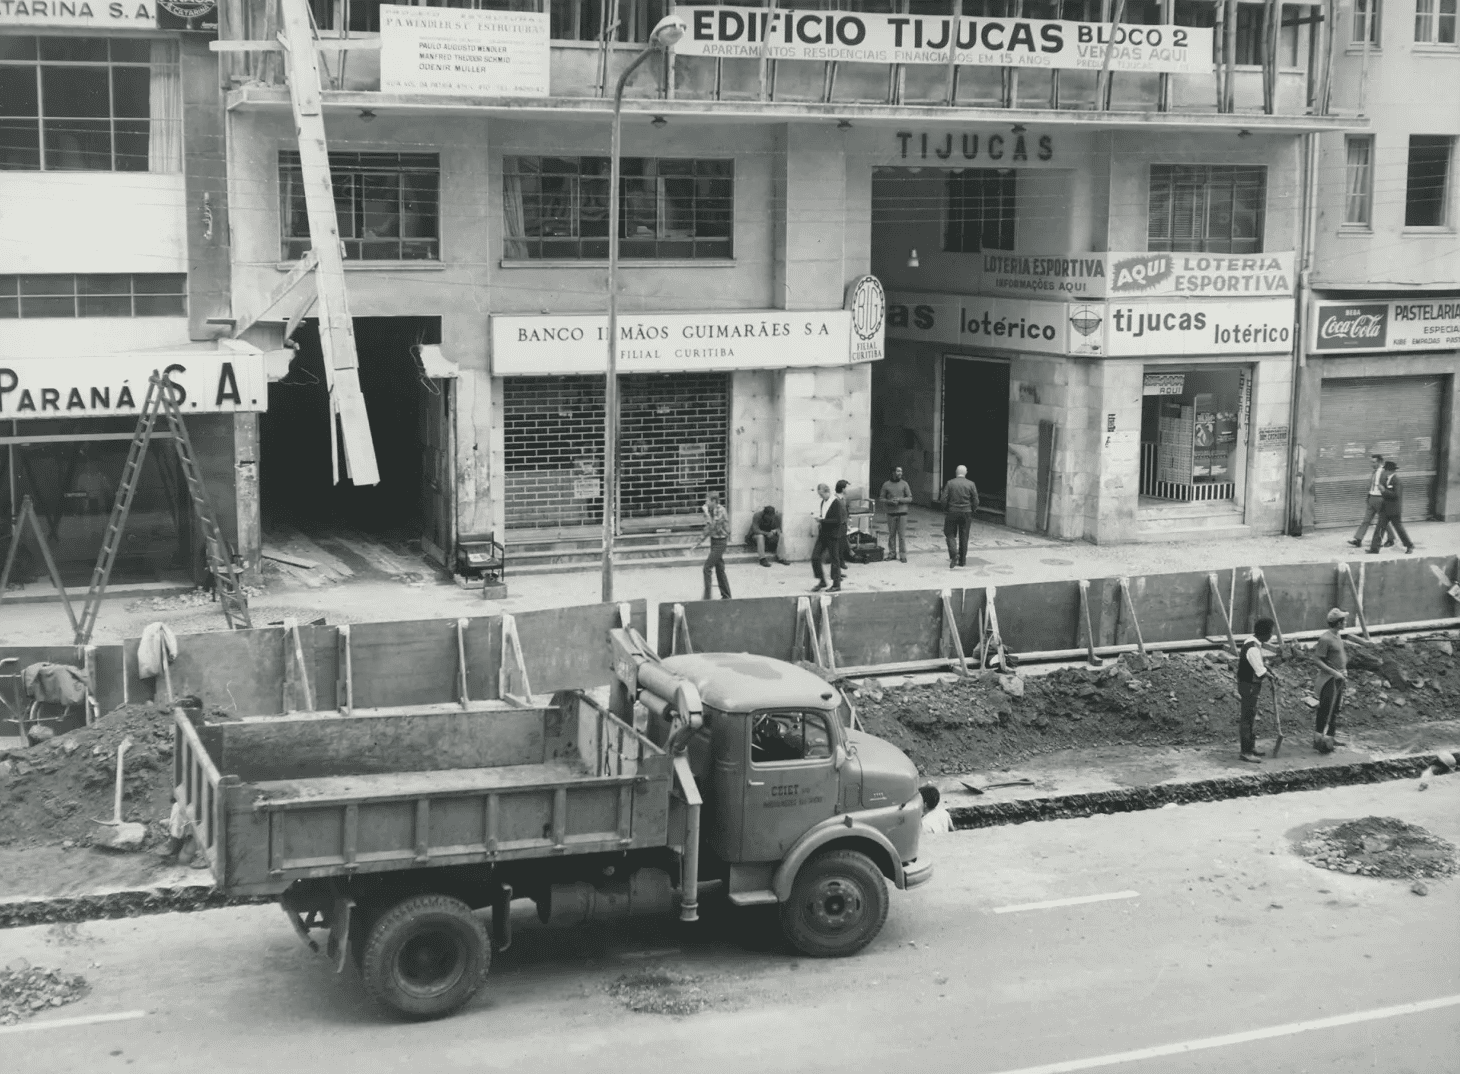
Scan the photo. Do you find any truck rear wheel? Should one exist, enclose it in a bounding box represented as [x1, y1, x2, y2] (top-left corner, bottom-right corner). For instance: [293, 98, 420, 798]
[779, 849, 888, 958]
[360, 894, 490, 1020]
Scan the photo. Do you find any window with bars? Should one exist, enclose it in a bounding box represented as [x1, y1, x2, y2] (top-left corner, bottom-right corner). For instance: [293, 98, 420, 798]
[1148, 165, 1266, 254]
[944, 169, 1016, 254]
[0, 274, 187, 319]
[280, 151, 441, 261]
[502, 156, 733, 261]
[1344, 136, 1374, 227]
[0, 36, 180, 173]
[1405, 136, 1454, 227]
[1173, 1, 1303, 64]
[1353, 0, 1382, 43]
[1414, 0, 1458, 43]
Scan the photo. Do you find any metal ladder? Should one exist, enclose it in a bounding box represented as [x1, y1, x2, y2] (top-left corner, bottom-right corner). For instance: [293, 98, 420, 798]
[75, 374, 251, 644]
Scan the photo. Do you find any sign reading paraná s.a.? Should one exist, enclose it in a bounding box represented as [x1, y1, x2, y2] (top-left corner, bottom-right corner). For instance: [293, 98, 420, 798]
[0, 353, 266, 420]
[676, 7, 1213, 75]
[380, 4, 549, 97]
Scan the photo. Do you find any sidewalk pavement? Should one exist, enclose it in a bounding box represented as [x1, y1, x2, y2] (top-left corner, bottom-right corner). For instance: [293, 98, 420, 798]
[2, 512, 1457, 647]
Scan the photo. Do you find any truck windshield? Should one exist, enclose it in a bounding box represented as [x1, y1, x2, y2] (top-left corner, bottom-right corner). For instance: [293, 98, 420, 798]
[750, 712, 833, 763]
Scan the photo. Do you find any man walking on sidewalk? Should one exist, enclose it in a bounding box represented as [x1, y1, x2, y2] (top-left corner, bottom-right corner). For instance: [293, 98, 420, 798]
[1367, 460, 1415, 555]
[1236, 617, 1276, 763]
[938, 465, 979, 569]
[878, 466, 913, 563]
[810, 483, 845, 593]
[1308, 608, 1350, 751]
[1349, 454, 1396, 550]
[692, 491, 732, 600]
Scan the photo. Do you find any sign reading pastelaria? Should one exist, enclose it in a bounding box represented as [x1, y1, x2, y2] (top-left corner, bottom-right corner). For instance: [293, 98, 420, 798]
[380, 4, 549, 97]
[0, 353, 267, 421]
[677, 7, 1213, 74]
[1310, 300, 1460, 353]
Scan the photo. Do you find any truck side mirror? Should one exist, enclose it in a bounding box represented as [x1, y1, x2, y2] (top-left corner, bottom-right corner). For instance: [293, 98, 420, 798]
[834, 745, 847, 770]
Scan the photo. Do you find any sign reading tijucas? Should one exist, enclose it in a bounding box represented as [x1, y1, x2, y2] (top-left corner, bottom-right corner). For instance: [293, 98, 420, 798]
[676, 7, 1214, 74]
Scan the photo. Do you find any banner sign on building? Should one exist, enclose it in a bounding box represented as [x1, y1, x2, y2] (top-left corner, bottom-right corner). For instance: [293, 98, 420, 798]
[977, 251, 1295, 300]
[888, 292, 1293, 357]
[0, 353, 267, 421]
[0, 1, 164, 29]
[491, 309, 869, 375]
[677, 7, 1213, 74]
[380, 4, 550, 97]
[1310, 300, 1460, 353]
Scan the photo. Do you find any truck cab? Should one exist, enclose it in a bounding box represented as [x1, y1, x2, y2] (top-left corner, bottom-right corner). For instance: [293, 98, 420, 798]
[656, 652, 932, 956]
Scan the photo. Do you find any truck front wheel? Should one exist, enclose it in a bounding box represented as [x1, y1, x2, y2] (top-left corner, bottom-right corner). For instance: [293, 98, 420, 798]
[360, 894, 490, 1020]
[779, 849, 889, 958]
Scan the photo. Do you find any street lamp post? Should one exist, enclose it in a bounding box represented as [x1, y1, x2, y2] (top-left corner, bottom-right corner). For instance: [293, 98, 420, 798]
[602, 14, 687, 605]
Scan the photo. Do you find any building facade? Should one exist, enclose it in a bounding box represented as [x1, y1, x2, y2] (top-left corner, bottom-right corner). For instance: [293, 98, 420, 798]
[1297, 0, 1460, 535]
[0, 3, 268, 593]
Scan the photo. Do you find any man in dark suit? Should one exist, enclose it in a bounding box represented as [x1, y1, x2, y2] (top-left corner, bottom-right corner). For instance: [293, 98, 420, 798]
[811, 483, 845, 592]
[1367, 460, 1414, 554]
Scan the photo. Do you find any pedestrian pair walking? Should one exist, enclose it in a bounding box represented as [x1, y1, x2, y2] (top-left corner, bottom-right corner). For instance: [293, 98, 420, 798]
[1349, 456, 1413, 555]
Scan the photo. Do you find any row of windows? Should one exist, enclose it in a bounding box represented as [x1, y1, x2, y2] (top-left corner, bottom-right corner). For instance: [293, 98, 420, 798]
[1343, 135, 1456, 229]
[1353, 0, 1457, 45]
[0, 275, 187, 319]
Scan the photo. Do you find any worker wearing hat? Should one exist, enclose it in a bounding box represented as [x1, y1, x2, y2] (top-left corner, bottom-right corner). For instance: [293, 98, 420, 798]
[1307, 608, 1350, 752]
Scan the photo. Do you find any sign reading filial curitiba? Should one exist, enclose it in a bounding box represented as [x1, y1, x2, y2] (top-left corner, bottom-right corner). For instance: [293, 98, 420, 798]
[675, 6, 1214, 74]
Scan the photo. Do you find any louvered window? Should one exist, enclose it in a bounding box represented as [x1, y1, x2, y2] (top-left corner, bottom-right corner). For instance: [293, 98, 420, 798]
[1148, 165, 1266, 254]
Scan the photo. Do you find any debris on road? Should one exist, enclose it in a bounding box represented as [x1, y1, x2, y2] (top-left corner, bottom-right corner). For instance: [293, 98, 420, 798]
[1294, 817, 1458, 881]
[0, 963, 89, 1026]
[606, 969, 710, 1016]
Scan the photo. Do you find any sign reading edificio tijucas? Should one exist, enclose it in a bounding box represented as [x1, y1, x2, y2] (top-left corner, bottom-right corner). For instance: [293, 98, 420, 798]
[0, 355, 266, 420]
[491, 308, 879, 375]
[676, 7, 1213, 74]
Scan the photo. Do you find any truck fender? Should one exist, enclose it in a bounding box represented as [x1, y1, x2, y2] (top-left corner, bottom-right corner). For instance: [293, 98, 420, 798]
[771, 819, 905, 902]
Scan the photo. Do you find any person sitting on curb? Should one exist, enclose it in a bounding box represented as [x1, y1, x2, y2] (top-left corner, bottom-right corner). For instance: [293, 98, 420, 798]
[746, 504, 789, 567]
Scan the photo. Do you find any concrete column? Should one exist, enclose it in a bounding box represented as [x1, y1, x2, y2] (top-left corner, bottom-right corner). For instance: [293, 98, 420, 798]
[233, 412, 262, 583]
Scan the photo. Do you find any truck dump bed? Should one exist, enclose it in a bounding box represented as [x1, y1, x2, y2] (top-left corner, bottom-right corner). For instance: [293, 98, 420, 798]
[174, 697, 671, 896]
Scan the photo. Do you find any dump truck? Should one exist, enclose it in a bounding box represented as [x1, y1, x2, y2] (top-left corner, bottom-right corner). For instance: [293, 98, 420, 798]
[174, 626, 931, 1019]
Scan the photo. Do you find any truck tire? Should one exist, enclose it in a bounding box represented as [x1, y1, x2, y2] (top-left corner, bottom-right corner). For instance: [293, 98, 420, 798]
[779, 849, 888, 958]
[360, 894, 490, 1020]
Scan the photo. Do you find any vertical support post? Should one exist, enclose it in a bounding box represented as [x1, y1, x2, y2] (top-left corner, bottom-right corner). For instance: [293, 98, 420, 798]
[1214, 0, 1228, 110]
[818, 593, 837, 673]
[944, 0, 963, 104]
[1093, 0, 1125, 109]
[336, 623, 353, 715]
[1157, 0, 1173, 110]
[284, 618, 314, 713]
[758, 0, 778, 101]
[1077, 580, 1100, 667]
[456, 617, 471, 709]
[1224, 0, 1239, 112]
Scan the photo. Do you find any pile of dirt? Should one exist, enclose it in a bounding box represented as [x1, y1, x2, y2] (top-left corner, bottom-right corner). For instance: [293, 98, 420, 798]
[853, 634, 1460, 776]
[0, 962, 88, 1025]
[1295, 816, 1458, 881]
[0, 703, 180, 849]
[605, 969, 709, 1016]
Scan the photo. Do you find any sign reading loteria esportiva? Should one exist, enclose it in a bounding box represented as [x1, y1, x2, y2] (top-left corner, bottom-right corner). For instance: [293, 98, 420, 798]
[0, 354, 266, 421]
[976, 251, 1295, 300]
[887, 292, 1294, 358]
[676, 8, 1213, 74]
[1310, 299, 1460, 353]
[380, 4, 549, 97]
[491, 306, 881, 376]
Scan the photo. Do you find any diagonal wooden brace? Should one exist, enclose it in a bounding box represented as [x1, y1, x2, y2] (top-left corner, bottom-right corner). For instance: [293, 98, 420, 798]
[1077, 579, 1100, 667]
[792, 596, 823, 668]
[1207, 571, 1238, 654]
[938, 588, 969, 676]
[498, 613, 533, 704]
[1249, 567, 1287, 653]
[818, 594, 837, 673]
[670, 604, 694, 656]
[1340, 562, 1372, 642]
[1117, 577, 1147, 659]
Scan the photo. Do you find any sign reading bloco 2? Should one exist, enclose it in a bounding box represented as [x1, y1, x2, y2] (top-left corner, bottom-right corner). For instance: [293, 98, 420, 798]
[0, 354, 266, 421]
[676, 7, 1213, 74]
[1310, 300, 1460, 353]
[887, 293, 1294, 357]
[491, 307, 879, 375]
[380, 4, 549, 97]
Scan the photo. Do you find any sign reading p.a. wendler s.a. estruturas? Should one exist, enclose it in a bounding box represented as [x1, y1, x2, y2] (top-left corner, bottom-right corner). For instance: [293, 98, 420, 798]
[675, 7, 1213, 74]
[380, 4, 549, 97]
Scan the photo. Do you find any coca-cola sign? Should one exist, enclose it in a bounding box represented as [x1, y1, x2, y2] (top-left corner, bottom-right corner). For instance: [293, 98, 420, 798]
[1313, 303, 1389, 351]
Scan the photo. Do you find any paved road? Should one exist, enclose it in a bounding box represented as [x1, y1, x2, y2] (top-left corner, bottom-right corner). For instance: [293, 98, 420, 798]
[4, 779, 1457, 1074]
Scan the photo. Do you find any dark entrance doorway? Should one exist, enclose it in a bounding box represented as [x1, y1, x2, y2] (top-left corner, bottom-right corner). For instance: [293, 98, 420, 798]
[942, 356, 1009, 511]
[262, 317, 439, 542]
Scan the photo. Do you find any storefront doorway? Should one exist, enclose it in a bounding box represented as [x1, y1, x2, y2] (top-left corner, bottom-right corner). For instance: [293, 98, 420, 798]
[942, 356, 1009, 511]
[1139, 366, 1250, 505]
[262, 317, 443, 559]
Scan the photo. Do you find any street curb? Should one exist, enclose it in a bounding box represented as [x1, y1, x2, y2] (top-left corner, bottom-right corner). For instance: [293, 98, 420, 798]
[0, 753, 1444, 930]
[947, 753, 1442, 829]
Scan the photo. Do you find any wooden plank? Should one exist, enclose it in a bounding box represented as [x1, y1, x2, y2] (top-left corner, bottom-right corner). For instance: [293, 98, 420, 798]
[988, 579, 1083, 653]
[513, 601, 646, 695]
[1362, 556, 1455, 627]
[348, 618, 463, 710]
[1255, 561, 1346, 633]
[168, 627, 287, 715]
[1106, 571, 1211, 645]
[820, 589, 943, 668]
[655, 596, 798, 660]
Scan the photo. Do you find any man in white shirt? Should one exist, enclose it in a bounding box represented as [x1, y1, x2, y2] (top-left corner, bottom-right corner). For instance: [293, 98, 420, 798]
[1236, 617, 1276, 763]
[920, 785, 953, 834]
[1348, 454, 1395, 549]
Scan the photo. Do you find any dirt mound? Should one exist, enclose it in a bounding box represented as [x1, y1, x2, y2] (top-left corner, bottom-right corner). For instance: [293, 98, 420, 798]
[0, 963, 89, 1025]
[1295, 817, 1458, 881]
[853, 635, 1460, 776]
[0, 703, 180, 849]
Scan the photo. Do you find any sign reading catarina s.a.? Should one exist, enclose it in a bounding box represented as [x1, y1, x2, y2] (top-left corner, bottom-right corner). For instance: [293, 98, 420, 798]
[675, 7, 1213, 74]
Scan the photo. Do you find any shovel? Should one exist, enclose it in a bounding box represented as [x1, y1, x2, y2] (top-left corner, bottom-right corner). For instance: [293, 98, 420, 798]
[1269, 677, 1284, 758]
[92, 738, 147, 851]
[959, 778, 1035, 796]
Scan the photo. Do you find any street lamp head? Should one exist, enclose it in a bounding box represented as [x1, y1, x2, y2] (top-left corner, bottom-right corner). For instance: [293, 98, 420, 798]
[650, 14, 688, 48]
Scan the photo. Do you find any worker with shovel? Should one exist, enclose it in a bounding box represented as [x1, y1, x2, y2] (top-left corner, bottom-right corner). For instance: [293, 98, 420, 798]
[1237, 618, 1278, 763]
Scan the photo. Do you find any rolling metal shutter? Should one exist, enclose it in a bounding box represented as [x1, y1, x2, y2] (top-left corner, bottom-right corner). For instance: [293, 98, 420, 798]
[1313, 375, 1444, 527]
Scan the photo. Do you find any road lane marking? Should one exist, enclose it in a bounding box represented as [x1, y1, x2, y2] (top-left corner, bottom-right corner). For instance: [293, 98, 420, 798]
[0, 1010, 148, 1036]
[992, 891, 1140, 914]
[980, 994, 1460, 1074]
